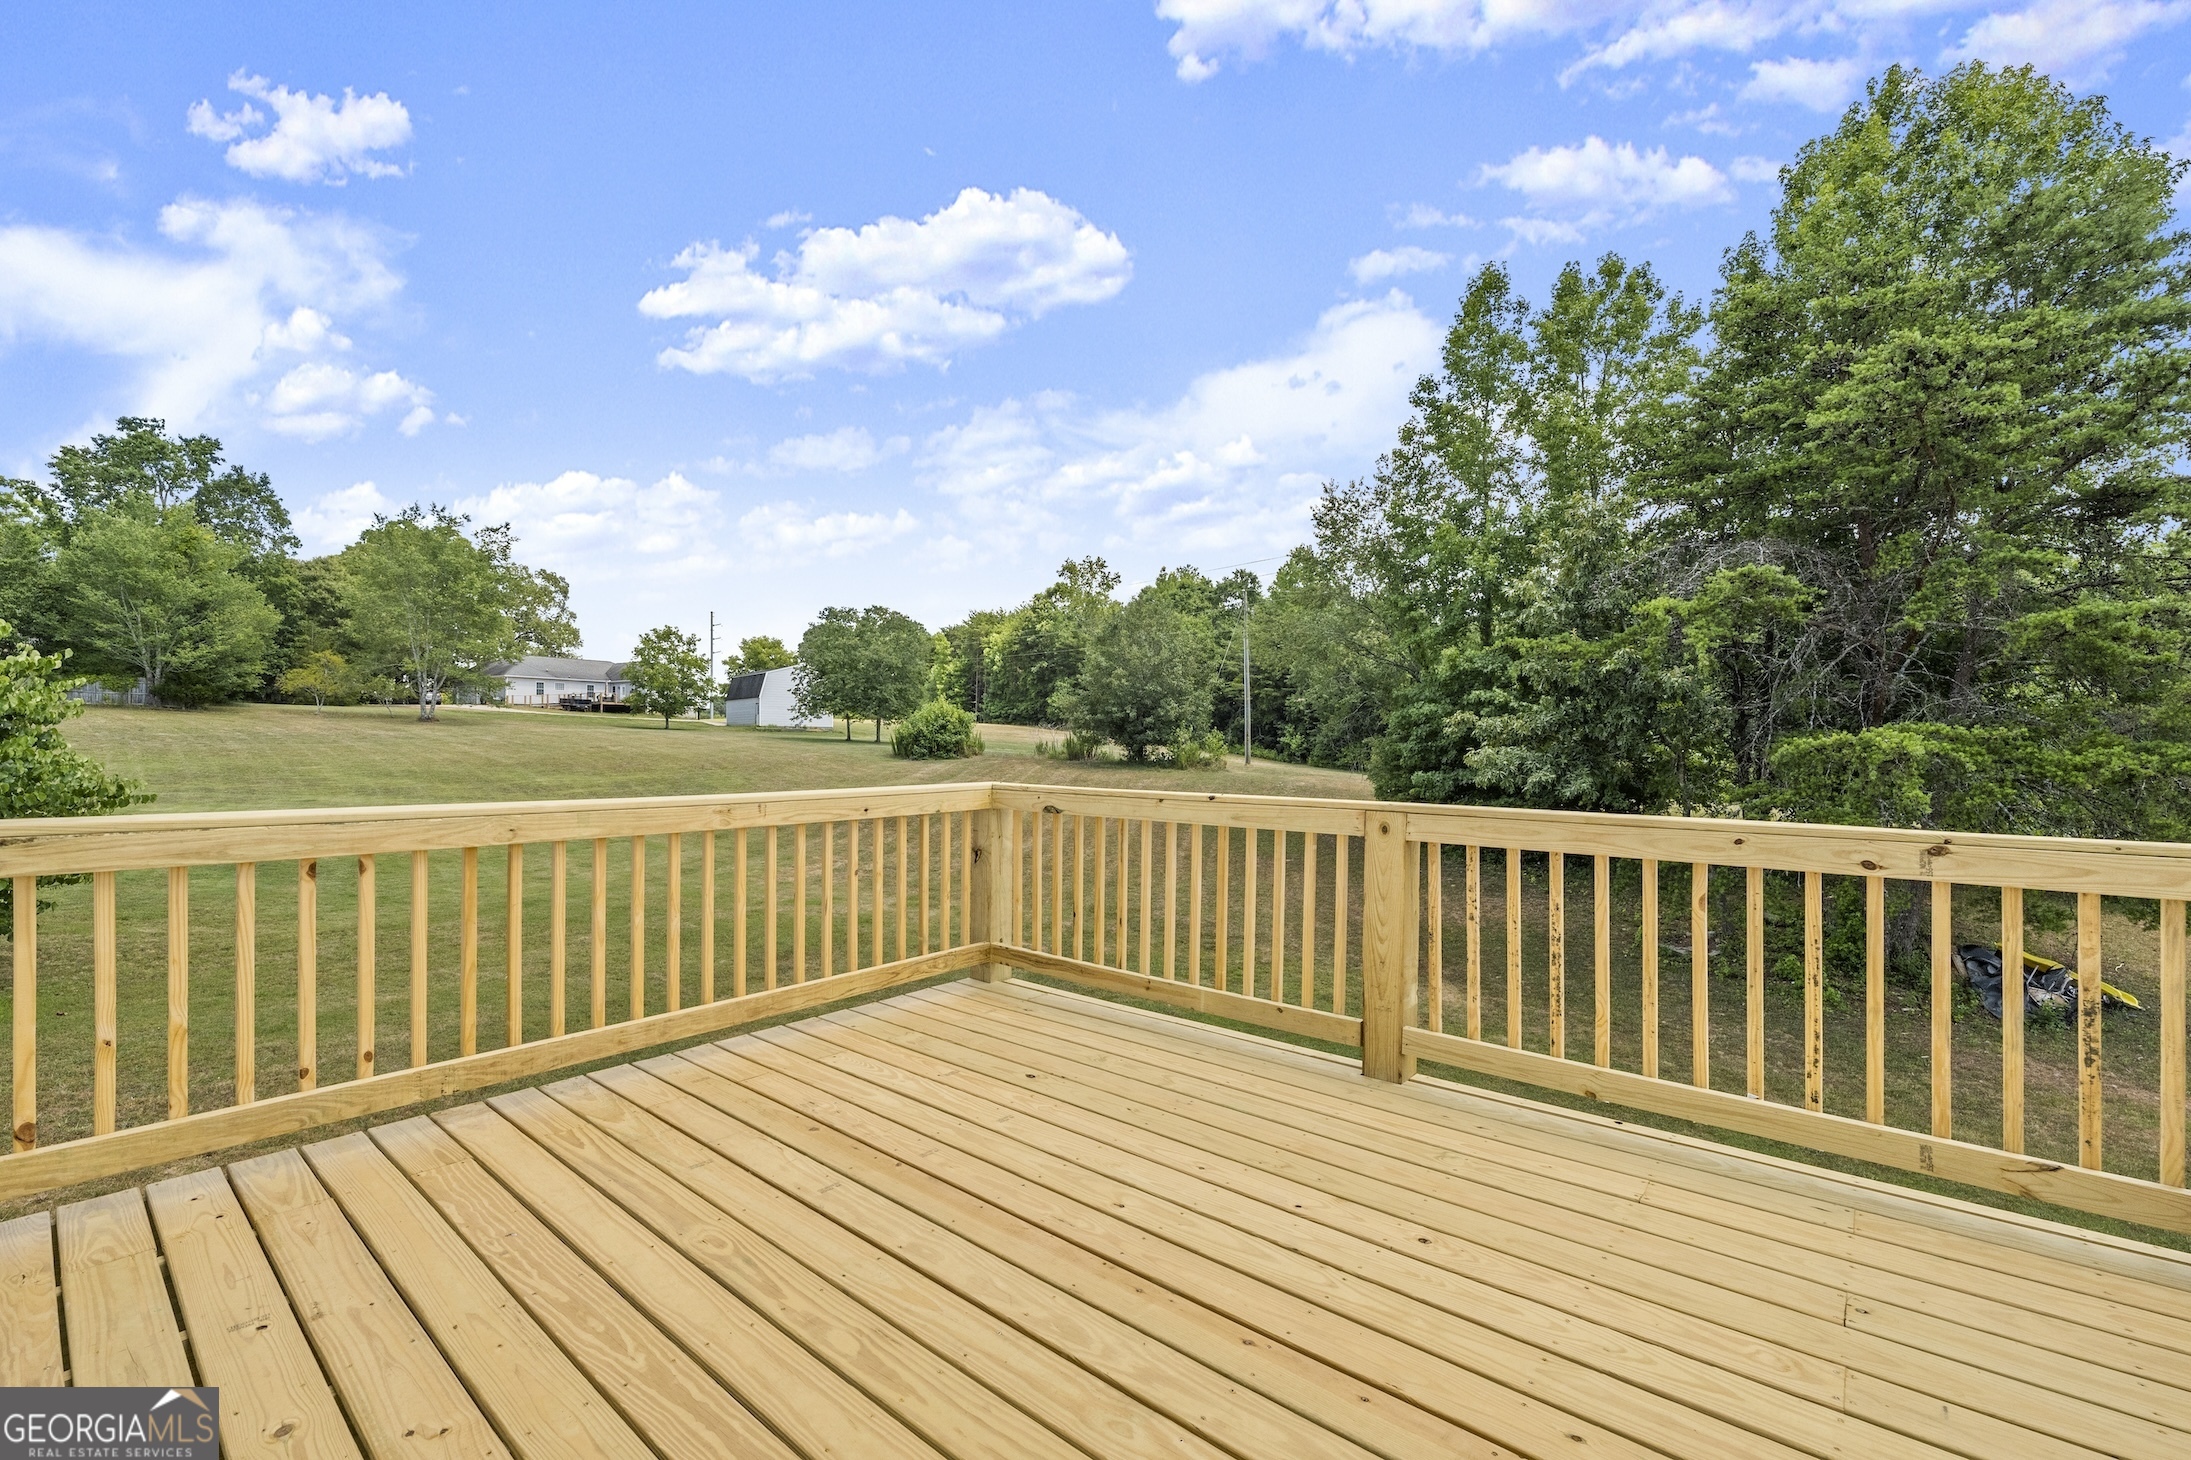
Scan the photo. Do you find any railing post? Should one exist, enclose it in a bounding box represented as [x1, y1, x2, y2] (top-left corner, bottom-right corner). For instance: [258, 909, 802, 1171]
[1361, 811, 1415, 1083]
[970, 806, 1010, 984]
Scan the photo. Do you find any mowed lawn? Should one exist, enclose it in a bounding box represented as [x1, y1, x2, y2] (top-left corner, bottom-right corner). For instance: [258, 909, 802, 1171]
[59, 701, 1373, 812]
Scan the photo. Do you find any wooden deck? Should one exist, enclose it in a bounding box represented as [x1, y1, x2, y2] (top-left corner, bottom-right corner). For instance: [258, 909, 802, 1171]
[6, 979, 2191, 1460]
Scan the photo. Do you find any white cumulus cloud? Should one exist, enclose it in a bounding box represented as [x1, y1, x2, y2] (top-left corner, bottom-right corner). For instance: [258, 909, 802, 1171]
[1481, 136, 1732, 234]
[1391, 202, 1480, 228]
[764, 426, 912, 473]
[188, 71, 411, 184]
[1348, 245, 1451, 283]
[0, 195, 429, 433]
[260, 361, 435, 441]
[1157, 0, 1587, 81]
[639, 186, 1131, 382]
[1947, 0, 2188, 81]
[918, 292, 1442, 560]
[739, 503, 920, 559]
[1741, 55, 1864, 110]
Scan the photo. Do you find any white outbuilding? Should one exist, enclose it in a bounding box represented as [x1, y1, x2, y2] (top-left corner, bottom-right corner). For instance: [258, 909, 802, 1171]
[723, 666, 832, 729]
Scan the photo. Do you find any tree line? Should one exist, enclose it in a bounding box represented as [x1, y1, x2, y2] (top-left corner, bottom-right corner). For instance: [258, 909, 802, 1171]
[928, 64, 2191, 845]
[1, 418, 580, 718]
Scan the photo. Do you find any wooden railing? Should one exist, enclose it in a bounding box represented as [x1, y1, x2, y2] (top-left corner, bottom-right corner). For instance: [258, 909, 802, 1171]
[3, 782, 2187, 1235]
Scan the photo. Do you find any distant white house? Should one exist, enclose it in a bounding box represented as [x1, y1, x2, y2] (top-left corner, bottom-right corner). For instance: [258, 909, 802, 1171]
[723, 666, 832, 729]
[485, 655, 631, 707]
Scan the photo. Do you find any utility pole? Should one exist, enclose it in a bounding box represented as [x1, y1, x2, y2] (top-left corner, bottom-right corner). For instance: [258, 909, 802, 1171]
[707, 611, 718, 723]
[1241, 601, 1252, 767]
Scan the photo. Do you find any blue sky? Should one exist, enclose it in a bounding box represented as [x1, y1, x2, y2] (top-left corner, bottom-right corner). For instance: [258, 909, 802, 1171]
[4, 2, 2187, 659]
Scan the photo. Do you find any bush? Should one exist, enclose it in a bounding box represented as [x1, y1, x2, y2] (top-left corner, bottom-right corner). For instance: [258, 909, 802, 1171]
[1168, 730, 1230, 769]
[890, 700, 983, 759]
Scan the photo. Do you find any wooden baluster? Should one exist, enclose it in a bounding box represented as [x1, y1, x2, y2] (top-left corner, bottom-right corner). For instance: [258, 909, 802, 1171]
[1115, 820, 1129, 968]
[1640, 859, 1658, 1078]
[1003, 812, 1019, 950]
[296, 860, 318, 1094]
[1404, 837, 1421, 1029]
[1164, 823, 1179, 981]
[1190, 825, 1206, 988]
[921, 815, 933, 955]
[1273, 830, 1288, 1003]
[1095, 818, 1110, 966]
[590, 839, 608, 1027]
[93, 870, 117, 1134]
[701, 831, 716, 1004]
[1052, 813, 1065, 954]
[1594, 854, 1611, 1069]
[1426, 843, 1442, 1032]
[898, 816, 910, 961]
[1243, 825, 1259, 996]
[460, 848, 479, 1055]
[933, 811, 950, 951]
[507, 845, 525, 1046]
[1140, 818, 1153, 976]
[2161, 897, 2184, 1187]
[11, 875, 35, 1150]
[629, 837, 646, 1019]
[736, 824, 753, 995]
[957, 812, 971, 951]
[1080, 816, 1094, 962]
[1803, 870, 1823, 1112]
[2077, 891, 2103, 1170]
[1691, 862, 1710, 1089]
[168, 867, 190, 1119]
[1332, 835, 1348, 1014]
[236, 862, 256, 1105]
[1028, 812, 1043, 951]
[411, 852, 430, 1065]
[550, 843, 567, 1038]
[1931, 880, 1954, 1140]
[821, 823, 835, 979]
[863, 817, 878, 968]
[1746, 864, 1765, 1100]
[1866, 874, 1885, 1124]
[1506, 848, 1523, 1049]
[763, 827, 780, 990]
[1548, 852, 1565, 1061]
[356, 856, 375, 1082]
[2002, 885, 2024, 1154]
[1466, 845, 1482, 1041]
[1303, 832, 1320, 1007]
[1214, 826, 1231, 993]
[665, 833, 682, 1012]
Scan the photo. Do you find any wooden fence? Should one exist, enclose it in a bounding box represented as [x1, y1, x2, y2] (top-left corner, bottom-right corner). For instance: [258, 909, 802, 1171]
[3, 783, 2187, 1234]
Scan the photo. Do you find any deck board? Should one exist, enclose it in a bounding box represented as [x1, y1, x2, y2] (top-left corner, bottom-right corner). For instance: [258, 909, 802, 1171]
[27, 977, 2191, 1459]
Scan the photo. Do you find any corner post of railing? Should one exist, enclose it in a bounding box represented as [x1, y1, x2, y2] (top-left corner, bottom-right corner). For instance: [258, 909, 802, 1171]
[969, 793, 1010, 984]
[1361, 808, 1416, 1083]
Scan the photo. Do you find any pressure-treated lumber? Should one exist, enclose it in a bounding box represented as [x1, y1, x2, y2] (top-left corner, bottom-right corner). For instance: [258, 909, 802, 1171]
[55, 1188, 192, 1386]
[0, 1212, 62, 1385]
[145, 1167, 360, 1459]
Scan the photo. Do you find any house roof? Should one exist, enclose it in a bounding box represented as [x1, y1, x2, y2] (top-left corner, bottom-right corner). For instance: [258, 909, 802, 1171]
[485, 656, 627, 681]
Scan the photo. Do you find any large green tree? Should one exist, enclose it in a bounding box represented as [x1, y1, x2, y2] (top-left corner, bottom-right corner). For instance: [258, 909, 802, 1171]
[342, 507, 516, 720]
[624, 625, 712, 728]
[1056, 589, 1217, 761]
[49, 504, 282, 707]
[794, 606, 933, 741]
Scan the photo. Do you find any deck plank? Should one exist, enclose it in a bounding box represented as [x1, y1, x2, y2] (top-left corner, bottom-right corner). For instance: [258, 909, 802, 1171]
[683, 1031, 1672, 1460]
[228, 1148, 511, 1460]
[626, 1047, 1513, 1460]
[56, 1188, 193, 1386]
[300, 1133, 654, 1460]
[864, 991, 2186, 1457]
[0, 1212, 63, 1385]
[431, 1099, 948, 1460]
[585, 1060, 1377, 1460]
[488, 1083, 1086, 1460]
[960, 981, 2191, 1395]
[766, 1011, 1984, 1460]
[367, 1116, 794, 1460]
[145, 1168, 361, 1459]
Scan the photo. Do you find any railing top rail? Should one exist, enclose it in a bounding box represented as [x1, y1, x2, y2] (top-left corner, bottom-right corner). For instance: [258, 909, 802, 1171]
[5, 774, 2190, 897]
[0, 781, 996, 877]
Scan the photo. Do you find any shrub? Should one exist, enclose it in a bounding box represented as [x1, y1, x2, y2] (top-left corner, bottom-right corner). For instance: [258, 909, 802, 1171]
[1168, 730, 1230, 769]
[1062, 729, 1105, 761]
[891, 700, 983, 759]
